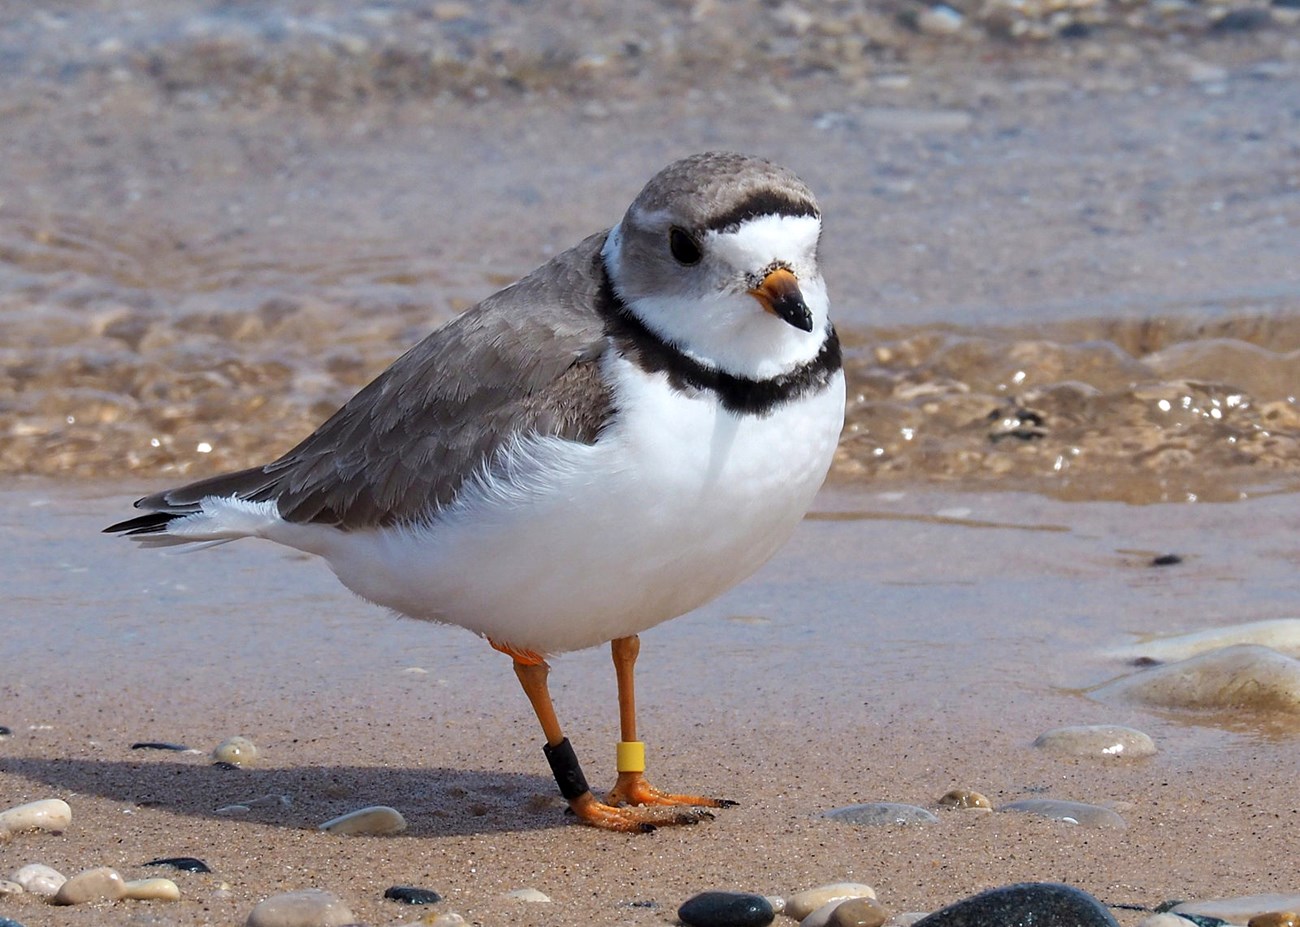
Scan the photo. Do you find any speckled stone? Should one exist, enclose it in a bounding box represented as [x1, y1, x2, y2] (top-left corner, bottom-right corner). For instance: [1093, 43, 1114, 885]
[319, 805, 407, 835]
[213, 735, 259, 767]
[1033, 724, 1157, 758]
[786, 883, 879, 920]
[938, 788, 992, 809]
[52, 867, 128, 905]
[12, 863, 65, 896]
[0, 798, 72, 835]
[0, 880, 22, 896]
[245, 889, 356, 927]
[679, 890, 776, 927]
[912, 883, 1120, 926]
[825, 802, 939, 826]
[998, 799, 1127, 829]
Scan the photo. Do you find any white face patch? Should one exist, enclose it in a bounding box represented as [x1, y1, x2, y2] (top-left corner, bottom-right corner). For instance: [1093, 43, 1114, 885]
[706, 214, 822, 288]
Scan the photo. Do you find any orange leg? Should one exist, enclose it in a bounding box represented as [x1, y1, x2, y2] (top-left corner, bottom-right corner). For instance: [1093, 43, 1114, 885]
[606, 635, 736, 811]
[491, 637, 707, 832]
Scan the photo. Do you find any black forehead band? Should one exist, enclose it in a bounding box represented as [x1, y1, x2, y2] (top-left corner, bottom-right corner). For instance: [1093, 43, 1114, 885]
[702, 191, 820, 234]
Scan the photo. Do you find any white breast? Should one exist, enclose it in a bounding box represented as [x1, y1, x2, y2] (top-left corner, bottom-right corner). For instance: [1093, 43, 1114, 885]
[305, 355, 846, 654]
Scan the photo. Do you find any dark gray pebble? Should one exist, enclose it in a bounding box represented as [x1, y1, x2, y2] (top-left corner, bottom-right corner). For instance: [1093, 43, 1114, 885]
[211, 760, 240, 770]
[1211, 8, 1273, 29]
[1174, 916, 1230, 927]
[131, 741, 190, 751]
[384, 886, 443, 905]
[1150, 554, 1182, 567]
[144, 857, 212, 873]
[912, 883, 1119, 927]
[679, 891, 775, 927]
[0, 725, 11, 736]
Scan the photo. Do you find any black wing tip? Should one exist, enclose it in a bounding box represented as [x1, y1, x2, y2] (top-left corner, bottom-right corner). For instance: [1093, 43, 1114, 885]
[103, 511, 181, 536]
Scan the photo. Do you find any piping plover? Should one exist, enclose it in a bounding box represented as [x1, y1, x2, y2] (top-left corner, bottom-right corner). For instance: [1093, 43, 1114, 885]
[107, 152, 846, 831]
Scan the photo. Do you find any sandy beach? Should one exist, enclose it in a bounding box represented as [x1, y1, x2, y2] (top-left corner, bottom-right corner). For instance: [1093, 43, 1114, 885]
[2, 2, 1300, 925]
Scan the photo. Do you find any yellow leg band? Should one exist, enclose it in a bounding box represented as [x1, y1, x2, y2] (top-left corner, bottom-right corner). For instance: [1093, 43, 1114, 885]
[616, 740, 646, 773]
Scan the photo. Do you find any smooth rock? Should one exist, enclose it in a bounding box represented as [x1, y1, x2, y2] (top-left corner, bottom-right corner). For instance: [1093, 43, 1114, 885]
[679, 890, 776, 927]
[144, 856, 212, 873]
[998, 799, 1127, 829]
[825, 803, 939, 826]
[52, 866, 128, 905]
[918, 4, 965, 35]
[213, 736, 259, 767]
[1033, 725, 1157, 758]
[245, 889, 356, 927]
[1095, 645, 1300, 714]
[912, 883, 1120, 926]
[0, 880, 22, 896]
[13, 863, 66, 896]
[0, 798, 72, 834]
[320, 805, 407, 836]
[506, 888, 552, 903]
[1108, 619, 1300, 661]
[1174, 895, 1300, 923]
[1135, 915, 1198, 927]
[384, 885, 442, 904]
[123, 877, 181, 901]
[0, 917, 27, 927]
[1249, 913, 1299, 927]
[937, 789, 992, 809]
[787, 883, 879, 921]
[829, 897, 890, 927]
[424, 915, 467, 927]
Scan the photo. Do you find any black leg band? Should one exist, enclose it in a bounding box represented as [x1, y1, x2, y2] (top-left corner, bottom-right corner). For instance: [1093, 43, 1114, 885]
[542, 737, 590, 801]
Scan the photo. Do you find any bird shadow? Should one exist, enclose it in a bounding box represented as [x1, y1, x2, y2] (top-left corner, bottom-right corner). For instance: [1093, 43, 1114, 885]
[0, 754, 570, 837]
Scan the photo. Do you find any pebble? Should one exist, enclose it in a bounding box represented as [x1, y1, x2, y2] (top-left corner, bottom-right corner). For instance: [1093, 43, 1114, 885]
[1249, 914, 1299, 927]
[825, 803, 940, 826]
[1173, 895, 1300, 923]
[0, 880, 22, 896]
[123, 877, 181, 901]
[505, 888, 552, 903]
[213, 735, 259, 767]
[0, 918, 27, 927]
[0, 798, 72, 835]
[1032, 724, 1157, 758]
[1136, 915, 1200, 927]
[131, 741, 191, 751]
[1108, 618, 1300, 662]
[0, 725, 10, 736]
[998, 799, 1127, 829]
[144, 856, 212, 873]
[786, 883, 879, 921]
[1096, 645, 1300, 714]
[911, 882, 1120, 926]
[828, 898, 890, 927]
[384, 885, 443, 904]
[245, 889, 357, 927]
[937, 788, 992, 809]
[320, 805, 407, 835]
[13, 863, 66, 896]
[679, 890, 776, 927]
[52, 866, 128, 905]
[423, 915, 467, 927]
[918, 4, 965, 35]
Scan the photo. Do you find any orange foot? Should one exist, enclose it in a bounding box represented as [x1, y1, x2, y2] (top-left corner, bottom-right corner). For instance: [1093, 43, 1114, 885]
[607, 771, 737, 810]
[568, 791, 715, 833]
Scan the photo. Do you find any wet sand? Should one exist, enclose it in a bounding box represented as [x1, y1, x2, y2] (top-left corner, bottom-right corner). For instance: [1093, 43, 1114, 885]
[3, 3, 1300, 924]
[3, 483, 1300, 926]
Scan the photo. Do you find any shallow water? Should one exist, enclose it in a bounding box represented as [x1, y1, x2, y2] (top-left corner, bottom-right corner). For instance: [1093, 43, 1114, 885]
[2, 4, 1299, 506]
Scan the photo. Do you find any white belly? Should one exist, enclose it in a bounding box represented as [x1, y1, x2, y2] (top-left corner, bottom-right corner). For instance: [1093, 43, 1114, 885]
[296, 358, 845, 654]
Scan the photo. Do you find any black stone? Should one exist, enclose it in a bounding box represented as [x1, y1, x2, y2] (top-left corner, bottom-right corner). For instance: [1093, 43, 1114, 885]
[0, 725, 10, 736]
[678, 890, 775, 927]
[1150, 553, 1183, 567]
[131, 741, 190, 751]
[1175, 917, 1230, 927]
[384, 886, 443, 905]
[211, 760, 240, 770]
[912, 883, 1120, 927]
[144, 856, 213, 873]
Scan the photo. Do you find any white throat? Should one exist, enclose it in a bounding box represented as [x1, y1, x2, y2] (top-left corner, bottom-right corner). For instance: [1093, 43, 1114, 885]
[604, 214, 830, 381]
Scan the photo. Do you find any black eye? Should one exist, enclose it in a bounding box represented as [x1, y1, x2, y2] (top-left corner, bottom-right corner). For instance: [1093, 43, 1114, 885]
[668, 227, 702, 266]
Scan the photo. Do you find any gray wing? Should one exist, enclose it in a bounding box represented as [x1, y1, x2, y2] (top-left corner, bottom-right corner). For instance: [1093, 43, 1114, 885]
[122, 231, 614, 530]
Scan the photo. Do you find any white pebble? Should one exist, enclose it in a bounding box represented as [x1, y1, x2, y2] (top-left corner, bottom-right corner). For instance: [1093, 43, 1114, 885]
[0, 879, 23, 895]
[1033, 724, 1157, 758]
[319, 805, 407, 836]
[1108, 618, 1300, 661]
[1173, 893, 1300, 922]
[245, 888, 356, 927]
[917, 4, 964, 35]
[0, 798, 72, 835]
[213, 735, 259, 767]
[1137, 915, 1201, 927]
[786, 882, 878, 921]
[123, 877, 181, 901]
[425, 915, 467, 927]
[13, 862, 66, 895]
[53, 866, 128, 905]
[506, 887, 552, 903]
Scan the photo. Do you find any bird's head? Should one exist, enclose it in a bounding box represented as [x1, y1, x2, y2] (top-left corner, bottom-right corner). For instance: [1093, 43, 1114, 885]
[602, 152, 829, 380]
